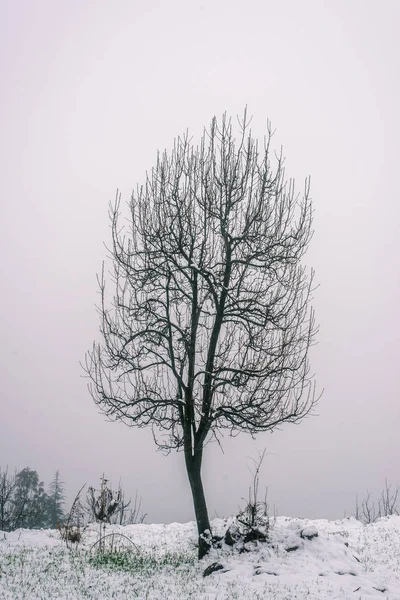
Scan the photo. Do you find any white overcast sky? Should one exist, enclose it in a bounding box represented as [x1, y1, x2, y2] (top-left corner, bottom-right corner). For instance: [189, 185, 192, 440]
[1, 0, 399, 523]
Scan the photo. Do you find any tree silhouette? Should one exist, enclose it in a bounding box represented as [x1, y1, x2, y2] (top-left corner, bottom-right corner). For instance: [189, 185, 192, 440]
[85, 110, 318, 558]
[47, 470, 66, 528]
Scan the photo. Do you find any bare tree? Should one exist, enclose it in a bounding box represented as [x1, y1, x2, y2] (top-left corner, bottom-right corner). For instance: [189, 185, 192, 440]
[109, 483, 131, 525]
[59, 484, 86, 546]
[354, 480, 399, 524]
[380, 478, 399, 517]
[110, 488, 147, 525]
[84, 110, 318, 558]
[0, 467, 17, 532]
[359, 490, 381, 524]
[86, 475, 122, 524]
[125, 492, 147, 525]
[236, 449, 270, 542]
[86, 475, 123, 551]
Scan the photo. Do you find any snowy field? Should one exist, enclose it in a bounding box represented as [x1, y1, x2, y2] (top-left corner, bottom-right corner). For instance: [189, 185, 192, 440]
[1, 515, 399, 599]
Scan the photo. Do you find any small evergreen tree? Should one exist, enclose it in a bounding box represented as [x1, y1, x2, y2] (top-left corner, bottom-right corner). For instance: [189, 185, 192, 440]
[47, 470, 66, 528]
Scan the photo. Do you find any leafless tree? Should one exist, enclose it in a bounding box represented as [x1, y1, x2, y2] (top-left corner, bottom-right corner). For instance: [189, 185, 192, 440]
[354, 479, 399, 524]
[380, 478, 399, 517]
[237, 449, 270, 537]
[60, 484, 86, 547]
[109, 484, 131, 525]
[0, 467, 17, 532]
[86, 475, 123, 551]
[354, 493, 360, 522]
[111, 490, 147, 525]
[86, 475, 122, 524]
[359, 490, 381, 524]
[84, 110, 318, 558]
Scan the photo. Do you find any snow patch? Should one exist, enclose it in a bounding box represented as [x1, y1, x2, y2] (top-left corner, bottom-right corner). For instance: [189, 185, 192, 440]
[0, 515, 399, 599]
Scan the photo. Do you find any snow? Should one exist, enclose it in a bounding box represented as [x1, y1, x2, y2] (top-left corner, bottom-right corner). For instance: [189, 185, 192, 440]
[0, 515, 399, 599]
[299, 524, 318, 539]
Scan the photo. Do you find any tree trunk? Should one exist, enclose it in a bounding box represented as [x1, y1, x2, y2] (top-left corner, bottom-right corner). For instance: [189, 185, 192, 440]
[184, 449, 212, 559]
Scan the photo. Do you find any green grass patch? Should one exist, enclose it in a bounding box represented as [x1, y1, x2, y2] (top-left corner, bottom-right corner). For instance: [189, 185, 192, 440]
[88, 548, 197, 574]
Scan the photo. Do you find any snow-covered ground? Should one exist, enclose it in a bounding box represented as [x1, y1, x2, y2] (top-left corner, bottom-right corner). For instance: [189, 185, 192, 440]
[1, 515, 399, 599]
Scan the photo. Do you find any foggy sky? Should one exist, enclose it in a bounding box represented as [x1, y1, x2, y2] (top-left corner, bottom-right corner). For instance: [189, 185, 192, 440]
[1, 0, 399, 524]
